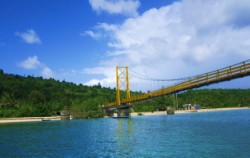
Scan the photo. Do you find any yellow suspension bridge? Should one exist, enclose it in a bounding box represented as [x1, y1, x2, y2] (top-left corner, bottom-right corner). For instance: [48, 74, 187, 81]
[104, 59, 250, 117]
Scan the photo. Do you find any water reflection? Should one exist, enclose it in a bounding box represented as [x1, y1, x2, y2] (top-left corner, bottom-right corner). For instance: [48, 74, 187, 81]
[115, 118, 136, 156]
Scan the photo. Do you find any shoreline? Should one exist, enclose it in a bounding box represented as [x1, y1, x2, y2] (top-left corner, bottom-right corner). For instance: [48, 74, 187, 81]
[0, 116, 61, 124]
[0, 107, 249, 124]
[130, 107, 249, 116]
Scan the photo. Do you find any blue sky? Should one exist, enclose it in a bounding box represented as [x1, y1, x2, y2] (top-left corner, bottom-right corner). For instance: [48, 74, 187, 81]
[1, 0, 250, 91]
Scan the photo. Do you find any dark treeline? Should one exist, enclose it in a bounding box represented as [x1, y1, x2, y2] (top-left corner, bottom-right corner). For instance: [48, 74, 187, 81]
[0, 69, 249, 118]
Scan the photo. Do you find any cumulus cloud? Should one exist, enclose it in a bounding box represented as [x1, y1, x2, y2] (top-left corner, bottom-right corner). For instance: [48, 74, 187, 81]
[89, 0, 140, 17]
[41, 67, 54, 78]
[15, 29, 41, 44]
[84, 78, 115, 87]
[81, 30, 102, 39]
[18, 56, 54, 79]
[85, 0, 250, 90]
[82, 66, 116, 86]
[18, 56, 41, 70]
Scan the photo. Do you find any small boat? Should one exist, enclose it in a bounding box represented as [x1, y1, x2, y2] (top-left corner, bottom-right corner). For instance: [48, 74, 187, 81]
[42, 118, 51, 121]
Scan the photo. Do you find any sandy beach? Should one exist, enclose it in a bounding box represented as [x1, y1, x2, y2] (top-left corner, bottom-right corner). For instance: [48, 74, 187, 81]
[0, 116, 61, 124]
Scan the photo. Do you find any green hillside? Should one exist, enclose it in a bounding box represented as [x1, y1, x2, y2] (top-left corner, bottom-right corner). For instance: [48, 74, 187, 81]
[0, 69, 249, 118]
[0, 69, 115, 118]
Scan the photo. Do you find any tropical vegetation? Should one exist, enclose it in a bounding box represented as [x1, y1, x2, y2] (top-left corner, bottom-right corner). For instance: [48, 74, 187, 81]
[0, 69, 249, 118]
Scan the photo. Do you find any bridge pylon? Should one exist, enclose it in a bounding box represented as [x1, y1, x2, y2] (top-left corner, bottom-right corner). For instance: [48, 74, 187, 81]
[115, 66, 131, 117]
[116, 66, 130, 106]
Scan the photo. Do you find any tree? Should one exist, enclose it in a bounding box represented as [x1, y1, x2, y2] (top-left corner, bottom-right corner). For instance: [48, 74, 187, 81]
[0, 92, 17, 108]
[28, 90, 46, 105]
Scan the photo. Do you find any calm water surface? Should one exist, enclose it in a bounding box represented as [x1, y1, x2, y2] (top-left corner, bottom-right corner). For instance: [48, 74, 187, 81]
[0, 109, 250, 158]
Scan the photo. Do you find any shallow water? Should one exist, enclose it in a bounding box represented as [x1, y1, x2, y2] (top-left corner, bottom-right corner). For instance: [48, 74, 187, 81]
[0, 109, 250, 157]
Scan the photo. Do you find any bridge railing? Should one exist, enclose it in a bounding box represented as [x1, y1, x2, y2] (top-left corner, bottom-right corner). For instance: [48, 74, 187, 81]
[151, 59, 250, 97]
[105, 59, 250, 107]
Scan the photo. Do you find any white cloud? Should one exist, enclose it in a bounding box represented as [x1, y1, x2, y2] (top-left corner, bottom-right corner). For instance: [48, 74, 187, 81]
[41, 67, 54, 78]
[89, 0, 140, 17]
[18, 56, 41, 70]
[15, 29, 41, 44]
[83, 23, 117, 40]
[85, 0, 250, 90]
[84, 78, 115, 87]
[18, 56, 55, 79]
[85, 78, 101, 85]
[81, 30, 102, 39]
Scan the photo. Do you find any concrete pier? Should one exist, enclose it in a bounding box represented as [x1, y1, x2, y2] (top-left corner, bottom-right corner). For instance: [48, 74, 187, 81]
[117, 108, 130, 118]
[60, 110, 70, 120]
[166, 106, 175, 115]
[105, 104, 131, 118]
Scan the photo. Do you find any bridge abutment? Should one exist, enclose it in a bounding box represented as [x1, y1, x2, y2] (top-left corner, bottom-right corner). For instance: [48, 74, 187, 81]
[105, 104, 131, 118]
[166, 106, 175, 115]
[117, 108, 130, 117]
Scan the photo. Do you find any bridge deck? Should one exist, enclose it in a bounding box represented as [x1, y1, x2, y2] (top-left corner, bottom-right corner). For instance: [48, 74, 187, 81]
[105, 60, 250, 107]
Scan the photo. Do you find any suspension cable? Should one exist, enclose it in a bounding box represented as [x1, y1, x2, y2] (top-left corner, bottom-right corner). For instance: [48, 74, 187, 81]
[129, 69, 194, 81]
[129, 59, 250, 82]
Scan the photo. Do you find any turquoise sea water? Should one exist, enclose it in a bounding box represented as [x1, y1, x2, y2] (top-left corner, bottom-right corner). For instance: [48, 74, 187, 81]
[0, 109, 250, 158]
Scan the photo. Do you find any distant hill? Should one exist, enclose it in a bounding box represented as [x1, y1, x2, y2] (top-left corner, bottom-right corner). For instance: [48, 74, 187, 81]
[0, 69, 115, 118]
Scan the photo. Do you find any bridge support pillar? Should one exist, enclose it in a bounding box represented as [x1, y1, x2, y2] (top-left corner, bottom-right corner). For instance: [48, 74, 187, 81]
[105, 104, 131, 118]
[117, 108, 130, 117]
[166, 106, 175, 115]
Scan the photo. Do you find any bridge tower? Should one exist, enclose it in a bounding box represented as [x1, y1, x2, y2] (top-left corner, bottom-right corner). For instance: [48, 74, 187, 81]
[116, 66, 130, 105]
[115, 66, 131, 117]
